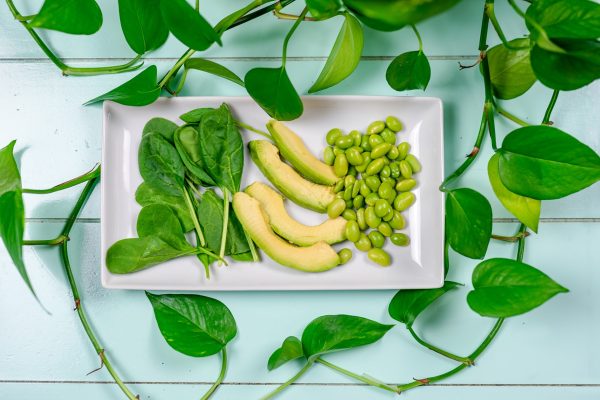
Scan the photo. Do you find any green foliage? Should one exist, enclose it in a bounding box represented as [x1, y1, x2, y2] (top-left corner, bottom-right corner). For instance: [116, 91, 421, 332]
[487, 39, 536, 99]
[386, 50, 431, 91]
[184, 59, 245, 87]
[179, 108, 215, 124]
[143, 117, 179, 143]
[159, 0, 220, 51]
[306, 0, 342, 20]
[245, 67, 304, 121]
[135, 182, 194, 232]
[445, 189, 492, 259]
[388, 282, 460, 327]
[174, 126, 216, 186]
[136, 204, 191, 251]
[267, 336, 304, 370]
[29, 0, 102, 35]
[526, 0, 600, 40]
[118, 0, 168, 54]
[138, 132, 186, 196]
[85, 66, 160, 106]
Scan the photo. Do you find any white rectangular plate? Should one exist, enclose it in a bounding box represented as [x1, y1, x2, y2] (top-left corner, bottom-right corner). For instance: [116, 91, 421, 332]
[101, 96, 444, 290]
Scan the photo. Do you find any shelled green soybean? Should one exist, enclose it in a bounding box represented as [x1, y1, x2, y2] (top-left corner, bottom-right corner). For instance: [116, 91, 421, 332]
[323, 116, 420, 267]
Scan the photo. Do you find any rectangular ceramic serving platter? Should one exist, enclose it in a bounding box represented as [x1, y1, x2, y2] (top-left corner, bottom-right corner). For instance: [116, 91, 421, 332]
[101, 96, 444, 290]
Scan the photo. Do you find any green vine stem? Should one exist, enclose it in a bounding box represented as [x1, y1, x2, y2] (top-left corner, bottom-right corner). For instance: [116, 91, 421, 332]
[23, 235, 68, 246]
[542, 89, 560, 125]
[236, 121, 273, 139]
[411, 24, 424, 53]
[495, 103, 530, 126]
[23, 165, 101, 194]
[485, 2, 528, 50]
[407, 326, 473, 365]
[315, 358, 400, 393]
[492, 231, 529, 243]
[260, 361, 314, 400]
[281, 7, 309, 68]
[200, 349, 228, 400]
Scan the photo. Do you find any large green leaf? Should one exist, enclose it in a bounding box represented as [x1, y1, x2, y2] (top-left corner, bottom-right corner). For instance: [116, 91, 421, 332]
[301, 315, 393, 360]
[386, 50, 431, 91]
[136, 204, 191, 251]
[526, 0, 600, 40]
[184, 58, 245, 87]
[445, 188, 492, 259]
[267, 336, 304, 370]
[487, 39, 536, 100]
[306, 0, 342, 20]
[245, 67, 303, 121]
[342, 0, 462, 31]
[85, 66, 160, 106]
[488, 153, 540, 233]
[467, 258, 568, 317]
[29, 0, 102, 35]
[498, 126, 600, 200]
[159, 0, 220, 51]
[146, 292, 237, 357]
[309, 12, 363, 93]
[138, 132, 186, 196]
[135, 182, 194, 232]
[388, 281, 460, 327]
[118, 0, 169, 54]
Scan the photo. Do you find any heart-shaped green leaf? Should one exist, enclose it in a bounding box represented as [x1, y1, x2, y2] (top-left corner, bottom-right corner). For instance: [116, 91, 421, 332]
[118, 0, 169, 54]
[268, 336, 304, 370]
[467, 258, 568, 317]
[386, 50, 431, 91]
[135, 183, 194, 232]
[137, 204, 191, 251]
[85, 65, 160, 106]
[138, 132, 186, 196]
[245, 67, 303, 121]
[526, 0, 600, 40]
[301, 315, 393, 360]
[184, 58, 245, 87]
[498, 125, 600, 200]
[306, 0, 342, 20]
[446, 188, 492, 259]
[29, 0, 102, 35]
[309, 12, 363, 93]
[487, 38, 536, 100]
[146, 292, 237, 357]
[488, 153, 540, 232]
[388, 281, 460, 327]
[160, 0, 220, 51]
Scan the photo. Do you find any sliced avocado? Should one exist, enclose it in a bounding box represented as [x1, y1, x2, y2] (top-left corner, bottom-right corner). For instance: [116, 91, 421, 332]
[233, 192, 340, 272]
[249, 140, 335, 213]
[246, 182, 346, 246]
[267, 120, 339, 185]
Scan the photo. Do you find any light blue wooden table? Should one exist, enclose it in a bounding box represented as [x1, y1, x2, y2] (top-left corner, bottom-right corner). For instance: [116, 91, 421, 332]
[1, 1, 599, 399]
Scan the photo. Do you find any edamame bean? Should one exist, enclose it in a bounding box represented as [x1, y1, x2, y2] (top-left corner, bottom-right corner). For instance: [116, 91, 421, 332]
[378, 222, 393, 237]
[397, 142, 410, 160]
[368, 231, 385, 248]
[327, 198, 346, 218]
[399, 160, 413, 179]
[356, 153, 371, 173]
[356, 208, 367, 230]
[344, 175, 356, 188]
[371, 143, 392, 159]
[333, 147, 345, 156]
[359, 180, 371, 197]
[346, 147, 364, 166]
[326, 128, 343, 145]
[323, 146, 335, 165]
[338, 248, 353, 264]
[380, 165, 391, 178]
[378, 181, 395, 200]
[335, 135, 354, 149]
[352, 180, 361, 197]
[396, 178, 417, 192]
[382, 176, 395, 185]
[390, 233, 410, 246]
[349, 130, 362, 146]
[365, 192, 379, 206]
[345, 221, 361, 242]
[355, 234, 372, 252]
[389, 161, 400, 178]
[366, 158, 385, 175]
[387, 146, 400, 160]
[335, 192, 343, 199]
[334, 180, 344, 193]
[374, 199, 391, 218]
[405, 154, 422, 173]
[343, 186, 353, 201]
[368, 134, 384, 148]
[389, 211, 406, 229]
[347, 165, 357, 177]
[346, 199, 353, 208]
[383, 209, 394, 222]
[385, 116, 403, 132]
[343, 209, 357, 221]
[334, 154, 349, 177]
[380, 128, 396, 145]
[393, 192, 416, 211]
[353, 194, 364, 209]
[360, 135, 372, 151]
[365, 206, 381, 229]
[368, 248, 391, 266]
[367, 120, 385, 135]
[365, 176, 381, 192]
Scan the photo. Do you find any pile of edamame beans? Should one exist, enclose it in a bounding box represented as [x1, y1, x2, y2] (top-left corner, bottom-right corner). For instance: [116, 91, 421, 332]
[323, 116, 421, 267]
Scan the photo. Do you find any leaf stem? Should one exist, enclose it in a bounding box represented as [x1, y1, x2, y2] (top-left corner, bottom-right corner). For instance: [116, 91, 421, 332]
[243, 229, 260, 262]
[491, 231, 529, 243]
[23, 165, 101, 194]
[315, 358, 400, 393]
[236, 121, 272, 139]
[200, 348, 228, 400]
[407, 326, 473, 365]
[23, 235, 68, 246]
[273, 7, 316, 21]
[542, 89, 560, 125]
[183, 186, 206, 247]
[260, 361, 313, 400]
[495, 104, 530, 126]
[485, 3, 528, 50]
[281, 7, 308, 67]
[219, 188, 230, 263]
[410, 24, 423, 53]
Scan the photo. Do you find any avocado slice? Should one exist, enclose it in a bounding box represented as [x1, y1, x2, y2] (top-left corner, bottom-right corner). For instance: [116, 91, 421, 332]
[249, 140, 335, 213]
[233, 192, 340, 272]
[267, 120, 339, 185]
[246, 182, 346, 246]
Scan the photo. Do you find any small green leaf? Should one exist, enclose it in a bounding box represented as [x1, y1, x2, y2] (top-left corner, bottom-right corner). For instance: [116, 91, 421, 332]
[386, 51, 431, 91]
[245, 67, 303, 121]
[388, 281, 460, 327]
[160, 0, 220, 51]
[85, 66, 160, 106]
[138, 132, 186, 196]
[309, 12, 364, 93]
[498, 125, 600, 200]
[446, 188, 492, 259]
[137, 204, 191, 251]
[467, 258, 568, 318]
[526, 0, 600, 40]
[173, 126, 216, 186]
[135, 182, 194, 232]
[29, 0, 102, 35]
[142, 117, 178, 143]
[306, 0, 342, 20]
[301, 314, 393, 360]
[179, 108, 214, 124]
[487, 38, 536, 100]
[268, 336, 304, 370]
[118, 0, 169, 54]
[146, 292, 237, 357]
[184, 58, 245, 87]
[488, 153, 540, 232]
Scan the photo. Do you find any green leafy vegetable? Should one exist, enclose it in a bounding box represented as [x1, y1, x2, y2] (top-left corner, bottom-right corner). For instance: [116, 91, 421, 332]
[29, 0, 103, 35]
[137, 204, 191, 251]
[85, 66, 160, 106]
[309, 12, 363, 93]
[498, 125, 600, 200]
[446, 188, 492, 259]
[118, 0, 168, 54]
[142, 117, 179, 143]
[467, 258, 568, 317]
[245, 67, 304, 121]
[179, 108, 215, 124]
[184, 58, 245, 87]
[526, 0, 600, 40]
[267, 336, 304, 370]
[386, 50, 431, 91]
[487, 38, 536, 100]
[159, 0, 221, 51]
[138, 132, 186, 196]
[173, 126, 216, 186]
[135, 182, 194, 232]
[388, 281, 460, 327]
[306, 0, 342, 20]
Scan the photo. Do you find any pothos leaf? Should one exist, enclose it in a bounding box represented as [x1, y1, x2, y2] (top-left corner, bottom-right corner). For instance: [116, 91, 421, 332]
[245, 67, 303, 121]
[267, 336, 304, 370]
[85, 65, 160, 106]
[386, 51, 431, 91]
[526, 0, 600, 40]
[184, 58, 245, 87]
[487, 38, 536, 100]
[306, 0, 342, 20]
[118, 0, 169, 54]
[388, 281, 460, 327]
[309, 12, 364, 93]
[159, 0, 221, 51]
[29, 0, 103, 35]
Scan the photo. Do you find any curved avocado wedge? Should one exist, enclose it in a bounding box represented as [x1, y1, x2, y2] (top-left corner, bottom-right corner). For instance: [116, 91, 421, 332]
[246, 182, 346, 246]
[233, 192, 340, 272]
[249, 140, 335, 213]
[267, 120, 338, 185]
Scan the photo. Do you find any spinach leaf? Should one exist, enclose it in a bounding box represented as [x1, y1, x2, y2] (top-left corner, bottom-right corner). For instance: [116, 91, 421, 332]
[467, 258, 568, 317]
[487, 38, 536, 100]
[85, 65, 160, 106]
[184, 59, 245, 87]
[118, 0, 168, 54]
[526, 0, 600, 40]
[488, 153, 540, 232]
[135, 182, 194, 232]
[143, 117, 178, 142]
[268, 336, 304, 371]
[179, 107, 215, 124]
[388, 281, 460, 327]
[386, 50, 431, 91]
[29, 0, 102, 35]
[138, 132, 186, 196]
[245, 67, 304, 121]
[309, 12, 363, 93]
[159, 0, 221, 51]
[301, 315, 393, 360]
[173, 126, 216, 186]
[446, 188, 492, 259]
[306, 0, 342, 20]
[498, 125, 600, 200]
[137, 204, 192, 251]
[146, 292, 237, 357]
